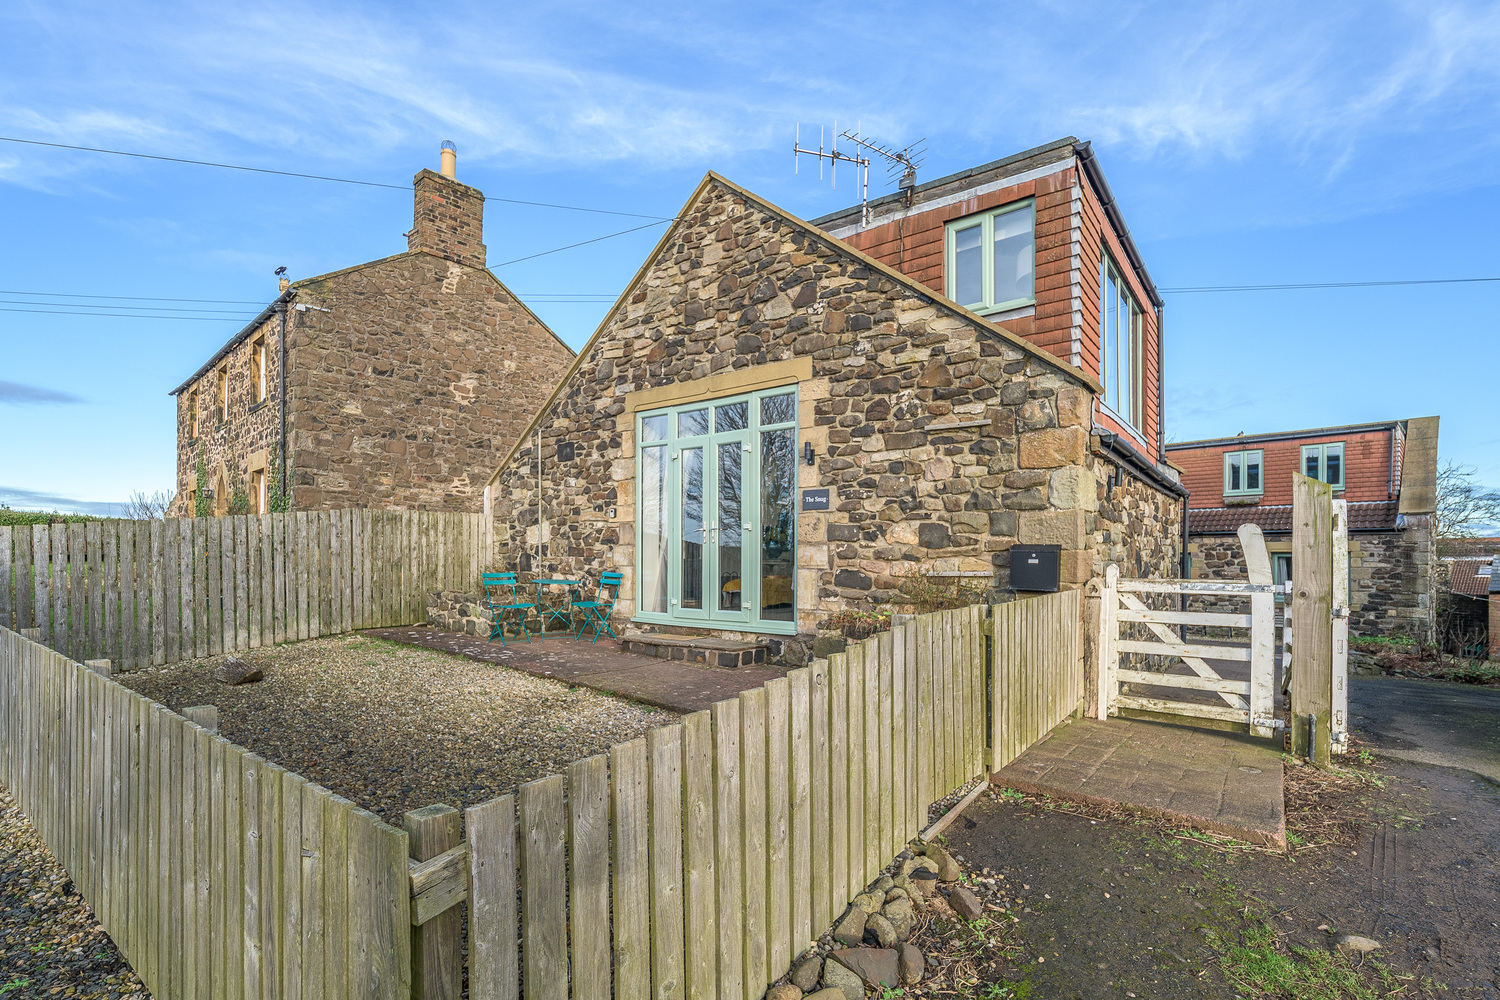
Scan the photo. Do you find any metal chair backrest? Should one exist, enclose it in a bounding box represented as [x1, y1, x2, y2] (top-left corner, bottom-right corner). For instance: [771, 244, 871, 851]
[482, 572, 520, 606]
[598, 571, 623, 600]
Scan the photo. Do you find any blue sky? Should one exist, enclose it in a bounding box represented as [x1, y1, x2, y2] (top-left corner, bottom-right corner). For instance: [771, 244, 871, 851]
[1, 0, 1497, 515]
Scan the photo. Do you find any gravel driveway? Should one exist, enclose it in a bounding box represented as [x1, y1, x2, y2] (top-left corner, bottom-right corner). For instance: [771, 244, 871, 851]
[119, 633, 677, 825]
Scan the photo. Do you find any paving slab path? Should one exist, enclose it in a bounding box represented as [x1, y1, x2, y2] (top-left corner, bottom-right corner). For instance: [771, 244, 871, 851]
[365, 625, 786, 714]
[991, 716, 1287, 848]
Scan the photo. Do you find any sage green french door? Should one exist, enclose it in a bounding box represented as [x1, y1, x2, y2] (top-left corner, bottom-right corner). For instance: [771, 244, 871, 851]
[636, 386, 799, 634]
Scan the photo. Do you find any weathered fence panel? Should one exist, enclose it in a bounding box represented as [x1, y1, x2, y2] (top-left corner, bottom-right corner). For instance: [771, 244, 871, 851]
[453, 593, 1079, 1000]
[0, 510, 483, 668]
[0, 625, 411, 999]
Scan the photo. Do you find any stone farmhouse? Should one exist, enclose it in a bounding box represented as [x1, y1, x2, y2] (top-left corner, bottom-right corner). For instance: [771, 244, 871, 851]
[479, 138, 1188, 664]
[169, 145, 574, 516]
[1166, 417, 1440, 640]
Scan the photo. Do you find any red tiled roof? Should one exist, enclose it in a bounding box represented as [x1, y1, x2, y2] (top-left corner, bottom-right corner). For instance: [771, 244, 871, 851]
[1450, 557, 1495, 597]
[1188, 500, 1401, 535]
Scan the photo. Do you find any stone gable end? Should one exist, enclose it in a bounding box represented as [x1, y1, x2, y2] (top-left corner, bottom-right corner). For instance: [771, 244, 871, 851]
[488, 176, 1167, 643]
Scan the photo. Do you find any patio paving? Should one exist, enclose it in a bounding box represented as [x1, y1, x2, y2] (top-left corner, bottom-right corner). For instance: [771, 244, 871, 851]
[363, 625, 786, 715]
[991, 717, 1287, 848]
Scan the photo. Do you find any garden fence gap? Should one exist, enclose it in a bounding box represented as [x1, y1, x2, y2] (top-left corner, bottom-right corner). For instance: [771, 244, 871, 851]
[0, 509, 484, 670]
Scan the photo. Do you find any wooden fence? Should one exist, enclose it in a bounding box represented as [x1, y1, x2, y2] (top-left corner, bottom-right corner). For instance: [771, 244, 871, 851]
[0, 625, 412, 1000]
[0, 510, 483, 671]
[990, 588, 1082, 772]
[0, 590, 1085, 1000]
[446, 598, 1079, 1000]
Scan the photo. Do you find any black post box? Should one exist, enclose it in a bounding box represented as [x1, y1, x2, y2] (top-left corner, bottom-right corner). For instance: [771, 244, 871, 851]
[1010, 544, 1061, 592]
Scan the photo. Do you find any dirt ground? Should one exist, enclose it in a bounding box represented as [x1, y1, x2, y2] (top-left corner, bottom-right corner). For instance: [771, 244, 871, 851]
[118, 633, 677, 825]
[944, 749, 1499, 999]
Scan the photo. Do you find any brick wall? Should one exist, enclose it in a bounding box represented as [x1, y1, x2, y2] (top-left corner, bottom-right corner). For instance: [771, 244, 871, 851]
[408, 169, 487, 270]
[486, 175, 1180, 653]
[1171, 426, 1402, 508]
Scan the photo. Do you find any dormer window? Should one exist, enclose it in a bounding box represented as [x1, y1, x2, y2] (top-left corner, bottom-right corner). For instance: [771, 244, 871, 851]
[1302, 442, 1344, 490]
[944, 200, 1035, 314]
[1224, 449, 1263, 497]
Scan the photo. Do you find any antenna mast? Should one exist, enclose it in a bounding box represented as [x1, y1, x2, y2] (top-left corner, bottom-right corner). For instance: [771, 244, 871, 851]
[793, 124, 928, 226]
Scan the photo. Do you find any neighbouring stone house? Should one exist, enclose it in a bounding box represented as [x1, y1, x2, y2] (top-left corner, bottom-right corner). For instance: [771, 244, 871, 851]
[168, 144, 574, 515]
[1166, 417, 1440, 641]
[1443, 556, 1493, 656]
[476, 139, 1187, 664]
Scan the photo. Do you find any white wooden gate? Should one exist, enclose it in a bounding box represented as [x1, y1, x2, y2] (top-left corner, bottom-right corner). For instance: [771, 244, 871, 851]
[1097, 524, 1280, 739]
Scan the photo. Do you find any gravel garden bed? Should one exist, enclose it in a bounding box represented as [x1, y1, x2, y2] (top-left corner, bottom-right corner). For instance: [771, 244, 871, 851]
[0, 784, 147, 998]
[119, 633, 677, 825]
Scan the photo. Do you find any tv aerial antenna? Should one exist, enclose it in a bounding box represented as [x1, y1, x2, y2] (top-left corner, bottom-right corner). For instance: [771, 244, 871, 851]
[794, 122, 928, 226]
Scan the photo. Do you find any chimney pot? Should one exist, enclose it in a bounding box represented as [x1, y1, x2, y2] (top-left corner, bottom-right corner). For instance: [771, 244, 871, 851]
[440, 140, 457, 179]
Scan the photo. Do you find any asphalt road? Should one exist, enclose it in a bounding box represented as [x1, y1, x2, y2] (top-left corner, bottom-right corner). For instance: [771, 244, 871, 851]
[1350, 676, 1500, 783]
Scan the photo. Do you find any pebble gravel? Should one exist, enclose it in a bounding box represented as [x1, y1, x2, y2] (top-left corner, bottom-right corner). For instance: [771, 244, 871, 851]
[119, 633, 677, 826]
[0, 784, 148, 998]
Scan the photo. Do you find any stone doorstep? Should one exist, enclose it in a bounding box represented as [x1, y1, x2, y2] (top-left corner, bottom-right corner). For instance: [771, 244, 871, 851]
[620, 631, 767, 668]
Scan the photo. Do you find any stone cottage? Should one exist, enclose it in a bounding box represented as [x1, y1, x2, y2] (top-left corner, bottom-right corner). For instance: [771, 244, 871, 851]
[481, 140, 1186, 664]
[1167, 417, 1440, 640]
[168, 143, 575, 515]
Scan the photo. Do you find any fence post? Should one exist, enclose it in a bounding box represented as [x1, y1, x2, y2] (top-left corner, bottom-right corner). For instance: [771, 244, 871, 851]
[1081, 582, 1101, 721]
[1330, 500, 1350, 754]
[1291, 474, 1334, 764]
[1095, 565, 1117, 720]
[182, 705, 218, 732]
[406, 804, 463, 1000]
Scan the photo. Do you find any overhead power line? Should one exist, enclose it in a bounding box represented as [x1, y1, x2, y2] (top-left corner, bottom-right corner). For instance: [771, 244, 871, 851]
[0, 307, 249, 321]
[489, 220, 671, 268]
[0, 135, 678, 221]
[0, 289, 267, 305]
[1161, 276, 1500, 293]
[0, 298, 256, 315]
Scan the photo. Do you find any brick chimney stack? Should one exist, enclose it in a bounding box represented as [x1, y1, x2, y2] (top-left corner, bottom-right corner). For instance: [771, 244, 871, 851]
[408, 141, 486, 269]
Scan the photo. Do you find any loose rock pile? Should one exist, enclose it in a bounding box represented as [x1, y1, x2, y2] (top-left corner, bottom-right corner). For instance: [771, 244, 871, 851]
[762, 841, 975, 1000]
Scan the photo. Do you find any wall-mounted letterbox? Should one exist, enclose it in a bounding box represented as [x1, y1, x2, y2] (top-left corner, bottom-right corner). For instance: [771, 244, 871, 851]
[1010, 544, 1061, 592]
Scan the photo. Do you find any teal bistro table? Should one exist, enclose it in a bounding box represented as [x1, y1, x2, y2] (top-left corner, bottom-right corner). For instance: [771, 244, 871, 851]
[532, 578, 582, 636]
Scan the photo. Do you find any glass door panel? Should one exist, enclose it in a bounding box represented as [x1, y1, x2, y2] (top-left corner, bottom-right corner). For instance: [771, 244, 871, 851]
[759, 426, 796, 623]
[680, 446, 705, 611]
[640, 444, 668, 613]
[717, 441, 744, 612]
[638, 386, 796, 632]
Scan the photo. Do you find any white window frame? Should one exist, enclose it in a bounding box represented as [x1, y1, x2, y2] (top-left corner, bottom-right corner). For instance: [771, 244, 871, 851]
[1223, 449, 1264, 497]
[943, 199, 1036, 315]
[1100, 254, 1144, 431]
[1301, 442, 1345, 491]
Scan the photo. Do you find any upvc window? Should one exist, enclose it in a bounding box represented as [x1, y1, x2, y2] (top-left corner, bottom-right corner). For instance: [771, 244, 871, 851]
[188, 390, 200, 439]
[1224, 450, 1264, 497]
[1301, 443, 1344, 490]
[944, 200, 1035, 314]
[1100, 255, 1143, 430]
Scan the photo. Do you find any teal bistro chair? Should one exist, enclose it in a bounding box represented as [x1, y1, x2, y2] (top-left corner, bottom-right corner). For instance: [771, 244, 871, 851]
[572, 571, 623, 643]
[482, 572, 535, 645]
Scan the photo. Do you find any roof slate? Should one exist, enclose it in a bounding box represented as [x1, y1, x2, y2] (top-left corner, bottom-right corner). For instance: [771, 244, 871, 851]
[1188, 500, 1401, 535]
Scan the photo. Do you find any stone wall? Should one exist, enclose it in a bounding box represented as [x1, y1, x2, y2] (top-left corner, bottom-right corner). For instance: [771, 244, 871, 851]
[1187, 523, 1435, 641]
[172, 309, 284, 515]
[282, 251, 573, 512]
[486, 176, 1180, 647]
[1087, 454, 1182, 580]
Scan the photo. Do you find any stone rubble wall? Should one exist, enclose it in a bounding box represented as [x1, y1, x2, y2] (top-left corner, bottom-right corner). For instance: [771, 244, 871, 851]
[1187, 521, 1436, 642]
[173, 311, 283, 515]
[486, 177, 1181, 654]
[285, 252, 573, 511]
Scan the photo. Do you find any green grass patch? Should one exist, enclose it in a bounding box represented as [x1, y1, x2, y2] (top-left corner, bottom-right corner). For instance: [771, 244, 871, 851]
[1223, 919, 1408, 999]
